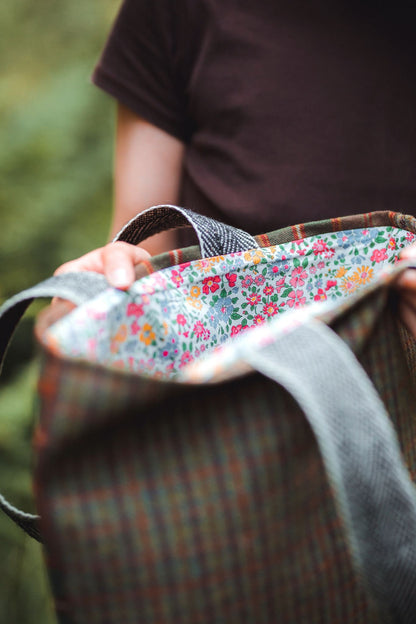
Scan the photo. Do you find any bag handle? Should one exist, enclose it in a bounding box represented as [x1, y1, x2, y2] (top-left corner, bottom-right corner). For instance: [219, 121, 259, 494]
[0, 271, 110, 541]
[113, 204, 259, 257]
[245, 320, 416, 622]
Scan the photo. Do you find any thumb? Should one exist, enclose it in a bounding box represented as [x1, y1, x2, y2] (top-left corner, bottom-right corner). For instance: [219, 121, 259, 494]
[102, 242, 150, 289]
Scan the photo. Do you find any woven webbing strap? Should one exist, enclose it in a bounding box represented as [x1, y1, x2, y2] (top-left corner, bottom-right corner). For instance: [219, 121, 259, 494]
[114, 204, 259, 257]
[0, 272, 109, 542]
[245, 320, 416, 623]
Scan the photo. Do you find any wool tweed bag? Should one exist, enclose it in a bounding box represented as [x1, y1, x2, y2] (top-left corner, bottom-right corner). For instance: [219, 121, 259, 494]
[1, 205, 416, 624]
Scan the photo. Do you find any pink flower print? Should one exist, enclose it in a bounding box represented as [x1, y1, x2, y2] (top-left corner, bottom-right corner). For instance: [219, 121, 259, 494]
[241, 275, 253, 288]
[290, 267, 307, 288]
[202, 275, 221, 294]
[314, 288, 327, 302]
[153, 273, 167, 289]
[325, 280, 337, 291]
[309, 265, 317, 275]
[226, 272, 237, 287]
[193, 321, 206, 338]
[388, 237, 397, 250]
[406, 232, 415, 242]
[171, 270, 184, 287]
[87, 338, 97, 356]
[263, 302, 279, 317]
[130, 320, 141, 335]
[112, 359, 125, 370]
[371, 248, 388, 263]
[263, 285, 274, 295]
[287, 290, 306, 308]
[323, 248, 335, 259]
[276, 277, 286, 293]
[254, 275, 266, 286]
[177, 314, 187, 326]
[252, 314, 265, 325]
[180, 351, 194, 368]
[246, 293, 261, 306]
[231, 324, 243, 336]
[178, 262, 191, 272]
[317, 261, 325, 269]
[88, 310, 107, 320]
[127, 302, 144, 317]
[312, 240, 329, 255]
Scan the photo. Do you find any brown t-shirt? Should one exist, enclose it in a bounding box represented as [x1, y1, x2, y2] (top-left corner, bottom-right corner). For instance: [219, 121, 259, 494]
[93, 0, 416, 234]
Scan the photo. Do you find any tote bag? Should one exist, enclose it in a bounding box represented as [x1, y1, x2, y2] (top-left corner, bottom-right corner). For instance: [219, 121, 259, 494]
[1, 205, 416, 624]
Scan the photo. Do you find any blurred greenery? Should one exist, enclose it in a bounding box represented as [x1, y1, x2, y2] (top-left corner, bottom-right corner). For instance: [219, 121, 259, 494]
[0, 1, 120, 621]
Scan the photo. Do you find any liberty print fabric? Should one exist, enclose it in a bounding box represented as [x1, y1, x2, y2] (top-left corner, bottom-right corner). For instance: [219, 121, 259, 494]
[45, 225, 415, 378]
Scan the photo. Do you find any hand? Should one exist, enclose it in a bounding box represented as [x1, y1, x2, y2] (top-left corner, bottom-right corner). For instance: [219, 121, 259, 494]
[397, 246, 416, 337]
[54, 241, 150, 290]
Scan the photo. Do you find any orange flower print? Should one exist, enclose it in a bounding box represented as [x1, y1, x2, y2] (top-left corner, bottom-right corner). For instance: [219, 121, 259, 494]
[140, 323, 156, 346]
[243, 249, 264, 265]
[335, 266, 348, 279]
[186, 296, 203, 310]
[190, 285, 201, 299]
[340, 278, 357, 294]
[110, 324, 128, 354]
[196, 259, 216, 273]
[351, 266, 374, 286]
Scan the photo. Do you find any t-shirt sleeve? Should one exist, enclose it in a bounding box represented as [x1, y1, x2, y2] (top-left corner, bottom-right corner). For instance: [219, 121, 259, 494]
[92, 0, 190, 142]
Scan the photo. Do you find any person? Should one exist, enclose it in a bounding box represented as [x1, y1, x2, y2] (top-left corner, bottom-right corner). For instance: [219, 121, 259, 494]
[55, 0, 416, 332]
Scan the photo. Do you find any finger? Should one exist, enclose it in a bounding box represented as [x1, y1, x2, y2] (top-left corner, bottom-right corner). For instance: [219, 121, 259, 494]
[53, 248, 107, 276]
[396, 268, 416, 291]
[102, 242, 150, 289]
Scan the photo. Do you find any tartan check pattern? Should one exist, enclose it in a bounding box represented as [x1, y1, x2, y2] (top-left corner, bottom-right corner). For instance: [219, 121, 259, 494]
[33, 211, 416, 623]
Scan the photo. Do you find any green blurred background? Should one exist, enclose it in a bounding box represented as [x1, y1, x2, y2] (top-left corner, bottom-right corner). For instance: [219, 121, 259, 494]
[0, 1, 120, 621]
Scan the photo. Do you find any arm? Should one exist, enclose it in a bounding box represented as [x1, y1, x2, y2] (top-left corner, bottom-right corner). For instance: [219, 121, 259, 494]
[55, 103, 185, 288]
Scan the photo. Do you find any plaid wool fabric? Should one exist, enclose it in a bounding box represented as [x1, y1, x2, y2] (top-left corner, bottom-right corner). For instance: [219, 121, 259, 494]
[32, 211, 416, 623]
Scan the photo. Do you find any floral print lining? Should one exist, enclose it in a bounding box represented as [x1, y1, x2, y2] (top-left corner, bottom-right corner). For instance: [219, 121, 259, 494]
[44, 226, 415, 379]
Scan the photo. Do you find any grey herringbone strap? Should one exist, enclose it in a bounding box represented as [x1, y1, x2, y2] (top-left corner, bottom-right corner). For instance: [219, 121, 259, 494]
[0, 271, 109, 541]
[245, 320, 416, 623]
[114, 204, 259, 257]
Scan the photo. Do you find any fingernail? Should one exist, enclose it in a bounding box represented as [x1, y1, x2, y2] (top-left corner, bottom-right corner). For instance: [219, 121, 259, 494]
[109, 268, 131, 289]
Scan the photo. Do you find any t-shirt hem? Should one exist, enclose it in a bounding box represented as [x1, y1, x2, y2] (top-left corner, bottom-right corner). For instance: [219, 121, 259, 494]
[92, 66, 188, 144]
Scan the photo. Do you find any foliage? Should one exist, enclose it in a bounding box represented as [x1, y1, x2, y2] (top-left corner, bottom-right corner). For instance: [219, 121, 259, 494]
[0, 1, 120, 621]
